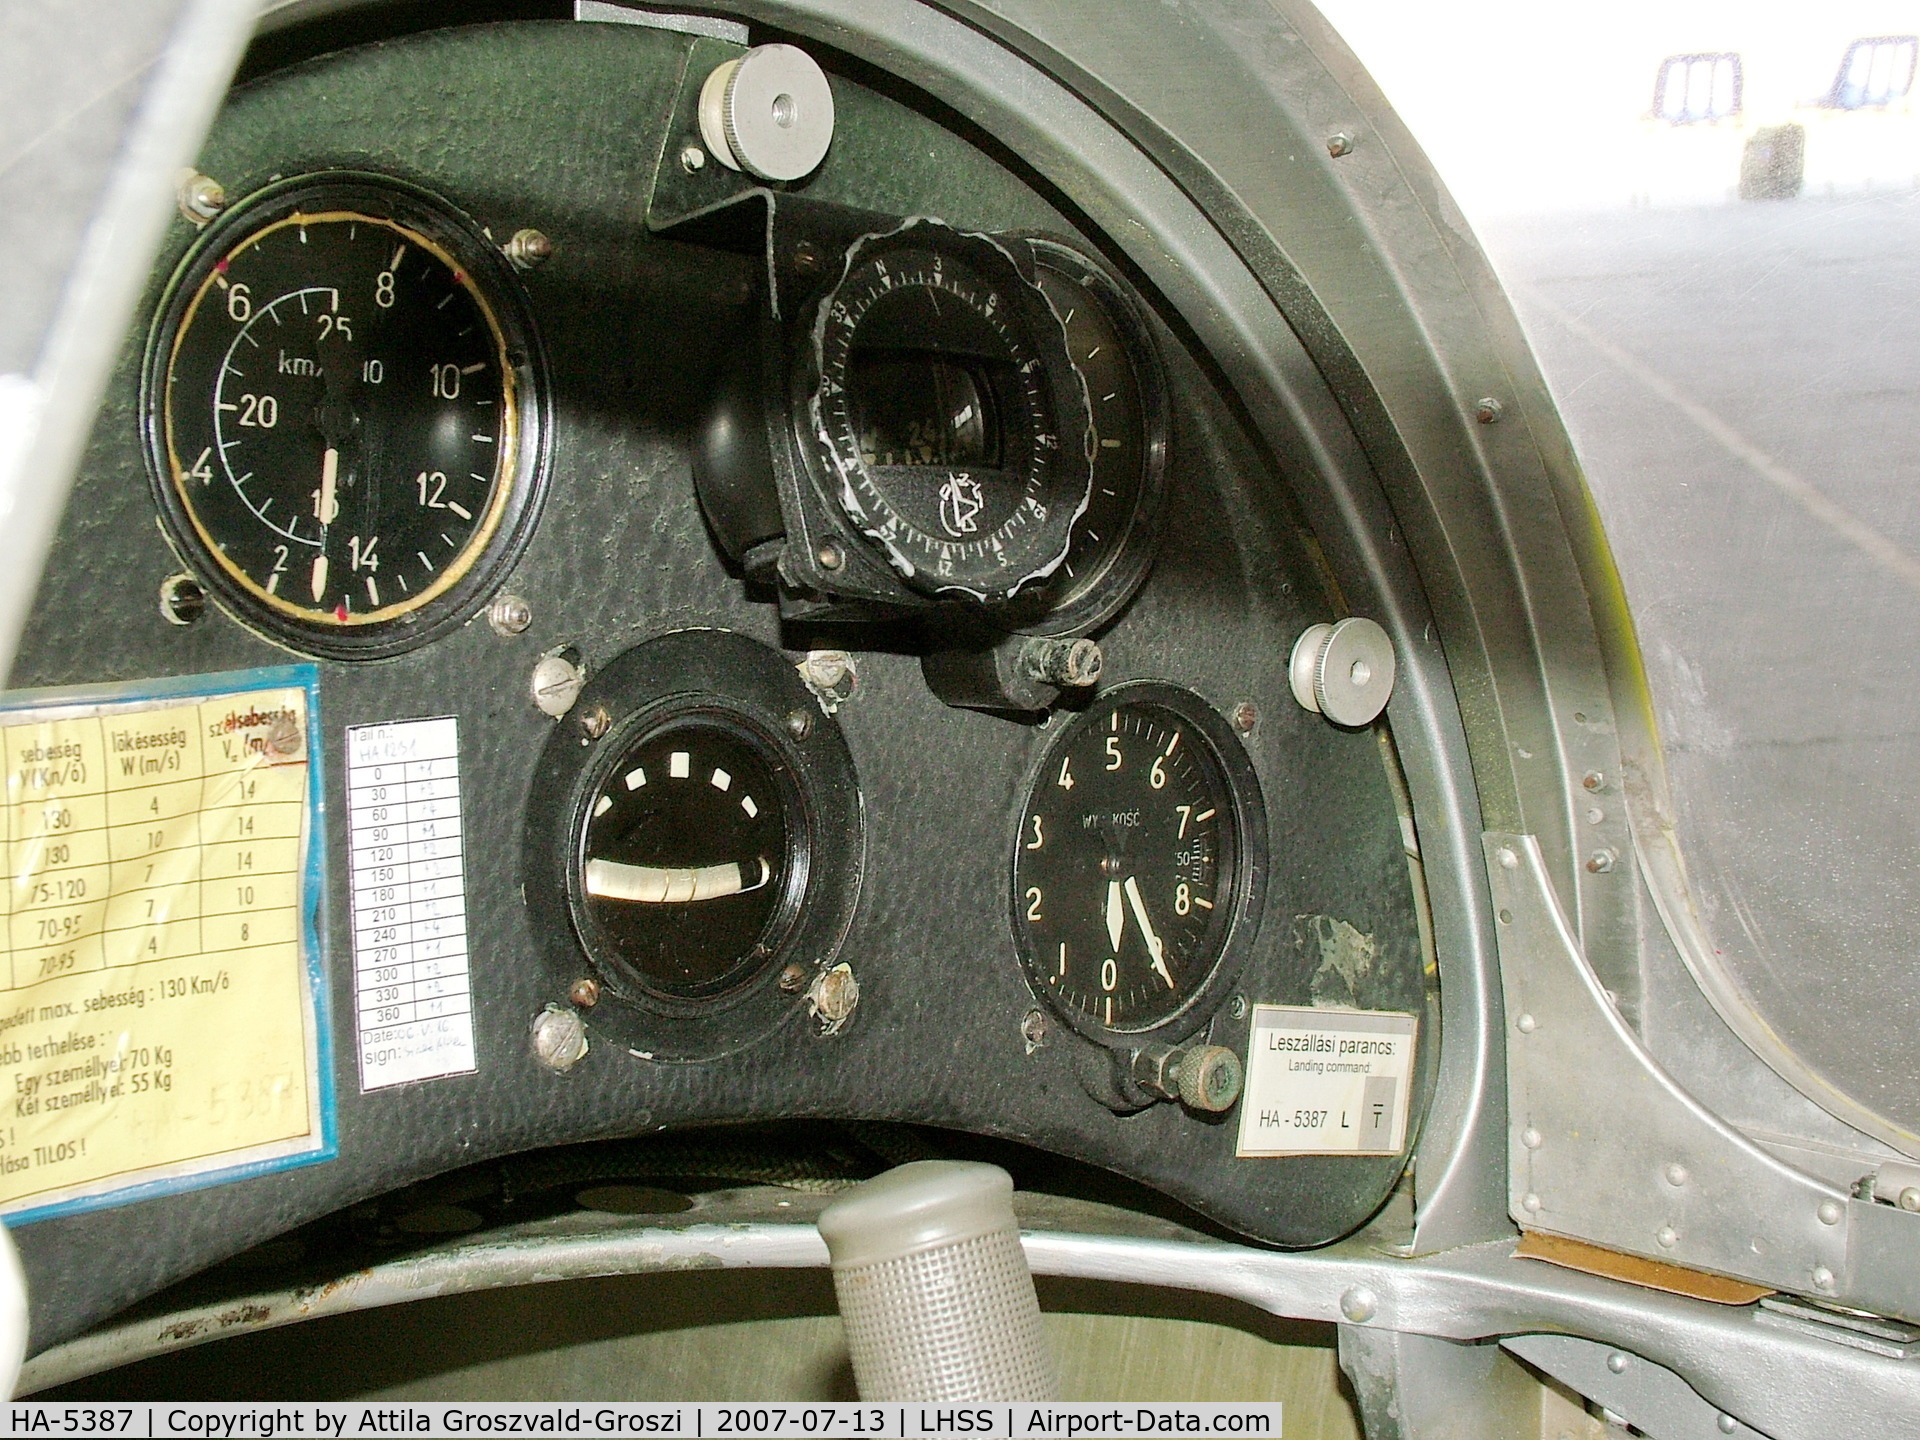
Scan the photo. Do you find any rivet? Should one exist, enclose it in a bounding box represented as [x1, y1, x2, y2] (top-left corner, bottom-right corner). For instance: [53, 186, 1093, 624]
[1817, 1199, 1842, 1225]
[1516, 1012, 1536, 1033]
[1812, 1264, 1836, 1291]
[1521, 1127, 1543, 1150]
[1582, 770, 1606, 792]
[816, 541, 845, 571]
[1338, 1286, 1377, 1322]
[1586, 806, 1605, 825]
[1900, 1187, 1920, 1213]
[1665, 1163, 1688, 1187]
[1496, 847, 1519, 869]
[1657, 1225, 1678, 1248]
[1475, 396, 1504, 425]
[487, 593, 532, 635]
[1498, 908, 1514, 925]
[1717, 1417, 1738, 1435]
[1521, 1192, 1542, 1213]
[1326, 132, 1355, 158]
[1606, 1352, 1629, 1374]
[679, 143, 707, 172]
[568, 977, 599, 1008]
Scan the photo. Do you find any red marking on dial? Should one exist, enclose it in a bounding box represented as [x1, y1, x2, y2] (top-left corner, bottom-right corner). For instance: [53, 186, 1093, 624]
[333, 602, 349, 622]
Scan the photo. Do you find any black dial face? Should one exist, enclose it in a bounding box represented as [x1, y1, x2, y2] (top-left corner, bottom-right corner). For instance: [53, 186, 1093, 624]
[574, 711, 805, 1001]
[808, 221, 1092, 602]
[1014, 685, 1264, 1037]
[145, 175, 546, 657]
[998, 242, 1168, 635]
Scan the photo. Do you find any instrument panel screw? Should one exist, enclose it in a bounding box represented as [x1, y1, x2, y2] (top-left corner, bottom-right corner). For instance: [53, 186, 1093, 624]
[1582, 770, 1606, 792]
[503, 229, 552, 271]
[679, 143, 707, 172]
[487, 593, 533, 635]
[816, 541, 845, 571]
[1338, 1286, 1377, 1322]
[1229, 700, 1258, 734]
[176, 169, 226, 225]
[530, 649, 586, 718]
[1585, 848, 1616, 874]
[1020, 1009, 1049, 1049]
[806, 962, 860, 1034]
[1228, 994, 1248, 1020]
[1475, 396, 1504, 425]
[1326, 132, 1355, 158]
[785, 709, 814, 742]
[1817, 1199, 1842, 1225]
[532, 1004, 588, 1073]
[158, 572, 207, 626]
[569, 977, 600, 1008]
[580, 704, 612, 741]
[778, 962, 809, 993]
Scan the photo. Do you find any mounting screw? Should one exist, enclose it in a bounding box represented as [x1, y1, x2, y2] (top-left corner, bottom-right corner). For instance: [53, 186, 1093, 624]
[1227, 994, 1248, 1020]
[1326, 132, 1355, 158]
[580, 704, 612, 741]
[1817, 1199, 1843, 1225]
[487, 593, 533, 635]
[815, 540, 845, 571]
[503, 229, 552, 271]
[158, 573, 207, 626]
[1020, 636, 1102, 688]
[1582, 770, 1606, 792]
[1607, 1352, 1629, 1374]
[679, 142, 707, 172]
[1475, 396, 1504, 425]
[1656, 1225, 1678, 1248]
[785, 709, 814, 742]
[1020, 1009, 1048, 1048]
[531, 1004, 588, 1073]
[1521, 1127, 1543, 1149]
[1812, 1264, 1836, 1292]
[177, 169, 226, 225]
[778, 962, 809, 993]
[1585, 848, 1617, 874]
[1339, 1286, 1377, 1322]
[1229, 700, 1258, 734]
[530, 649, 585, 718]
[806, 962, 860, 1033]
[1665, 1163, 1689, 1187]
[569, 977, 600, 1008]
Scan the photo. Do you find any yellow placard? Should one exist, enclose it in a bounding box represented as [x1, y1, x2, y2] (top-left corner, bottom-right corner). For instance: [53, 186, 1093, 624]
[0, 673, 328, 1218]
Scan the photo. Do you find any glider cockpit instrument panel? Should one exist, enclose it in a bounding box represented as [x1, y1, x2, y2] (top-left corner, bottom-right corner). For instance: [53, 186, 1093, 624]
[6, 16, 1435, 1351]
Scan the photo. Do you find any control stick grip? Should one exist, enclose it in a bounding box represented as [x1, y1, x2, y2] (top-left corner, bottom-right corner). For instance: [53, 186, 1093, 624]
[816, 1161, 1058, 1401]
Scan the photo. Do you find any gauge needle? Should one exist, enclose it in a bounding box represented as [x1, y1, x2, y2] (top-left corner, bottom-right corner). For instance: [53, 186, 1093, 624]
[1105, 879, 1125, 953]
[318, 445, 340, 526]
[1124, 876, 1175, 989]
[585, 856, 770, 904]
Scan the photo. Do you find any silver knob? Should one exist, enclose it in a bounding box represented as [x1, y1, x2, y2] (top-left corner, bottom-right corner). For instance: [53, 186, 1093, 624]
[698, 44, 836, 182]
[1289, 616, 1396, 727]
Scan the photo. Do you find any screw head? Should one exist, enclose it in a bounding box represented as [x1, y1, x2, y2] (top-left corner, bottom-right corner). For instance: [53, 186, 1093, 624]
[1020, 1009, 1048, 1047]
[487, 593, 533, 635]
[1327, 132, 1355, 158]
[1585, 848, 1617, 874]
[1227, 994, 1248, 1020]
[778, 962, 808, 993]
[531, 1004, 588, 1073]
[1475, 396, 1504, 424]
[1229, 700, 1257, 734]
[569, 977, 600, 1008]
[1338, 1286, 1377, 1322]
[815, 541, 845, 571]
[158, 572, 207, 627]
[785, 709, 814, 741]
[177, 170, 227, 225]
[530, 651, 586, 718]
[580, 704, 612, 740]
[680, 143, 707, 172]
[504, 229, 552, 271]
[1582, 770, 1606, 792]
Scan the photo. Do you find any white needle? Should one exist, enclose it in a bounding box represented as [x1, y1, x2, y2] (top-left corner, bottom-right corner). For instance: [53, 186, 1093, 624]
[1105, 880, 1125, 954]
[318, 445, 340, 526]
[1124, 876, 1175, 988]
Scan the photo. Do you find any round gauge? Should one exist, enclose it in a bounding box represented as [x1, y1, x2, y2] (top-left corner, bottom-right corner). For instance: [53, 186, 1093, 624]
[573, 710, 806, 1001]
[1013, 683, 1267, 1039]
[995, 238, 1169, 636]
[806, 219, 1093, 603]
[143, 173, 548, 659]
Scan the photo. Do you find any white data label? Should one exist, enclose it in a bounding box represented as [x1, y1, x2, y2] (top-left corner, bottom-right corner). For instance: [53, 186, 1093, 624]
[345, 717, 475, 1090]
[1236, 1003, 1417, 1157]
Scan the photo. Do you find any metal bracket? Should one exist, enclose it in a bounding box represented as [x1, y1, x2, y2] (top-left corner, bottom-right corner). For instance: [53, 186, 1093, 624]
[1485, 833, 1852, 1299]
[1503, 1334, 1765, 1440]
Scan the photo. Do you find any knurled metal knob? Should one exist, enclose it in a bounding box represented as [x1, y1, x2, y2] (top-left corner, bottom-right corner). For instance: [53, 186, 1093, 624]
[1176, 1045, 1244, 1113]
[1289, 616, 1396, 727]
[699, 44, 836, 182]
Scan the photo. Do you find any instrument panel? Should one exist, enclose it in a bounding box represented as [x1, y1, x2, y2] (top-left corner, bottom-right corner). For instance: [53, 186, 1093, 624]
[8, 18, 1436, 1349]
